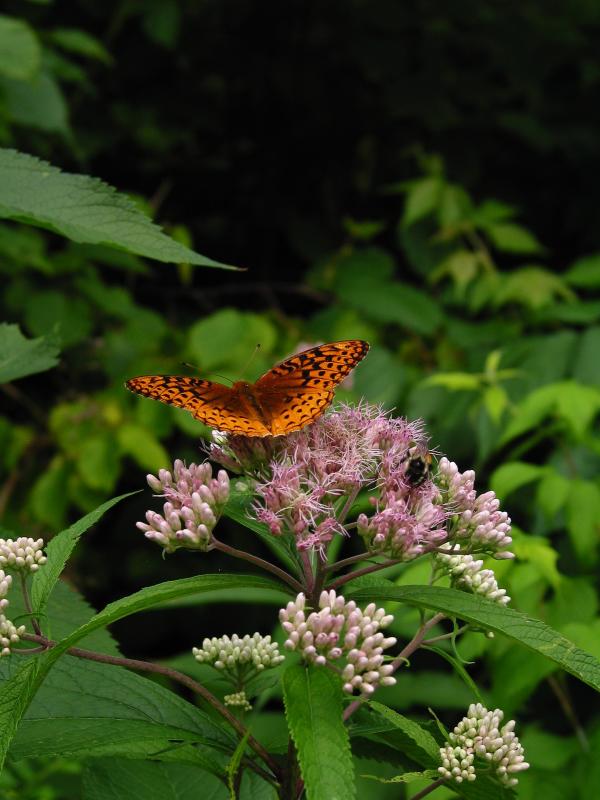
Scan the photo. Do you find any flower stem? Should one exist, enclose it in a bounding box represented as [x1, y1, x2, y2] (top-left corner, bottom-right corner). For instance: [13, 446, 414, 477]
[20, 572, 42, 636]
[19, 631, 281, 783]
[300, 549, 315, 596]
[326, 558, 402, 591]
[342, 612, 446, 722]
[324, 551, 375, 573]
[410, 777, 447, 799]
[212, 538, 303, 593]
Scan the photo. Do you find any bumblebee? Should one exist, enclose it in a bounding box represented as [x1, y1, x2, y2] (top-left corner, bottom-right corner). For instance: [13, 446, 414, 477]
[404, 448, 433, 487]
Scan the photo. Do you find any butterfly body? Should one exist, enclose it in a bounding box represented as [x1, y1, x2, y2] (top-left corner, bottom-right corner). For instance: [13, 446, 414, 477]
[126, 339, 369, 437]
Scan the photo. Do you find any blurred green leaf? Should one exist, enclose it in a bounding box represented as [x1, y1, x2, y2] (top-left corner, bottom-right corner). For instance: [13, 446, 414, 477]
[565, 479, 600, 563]
[48, 28, 113, 64]
[547, 578, 598, 629]
[76, 434, 121, 492]
[485, 223, 544, 254]
[422, 372, 481, 391]
[117, 423, 170, 472]
[564, 253, 600, 288]
[573, 327, 600, 387]
[512, 534, 560, 589]
[437, 183, 472, 227]
[352, 345, 404, 406]
[535, 469, 570, 519]
[336, 267, 444, 335]
[0, 322, 59, 382]
[0, 72, 69, 134]
[402, 176, 442, 227]
[494, 268, 574, 309]
[29, 456, 70, 529]
[501, 382, 600, 444]
[82, 759, 225, 800]
[490, 462, 543, 500]
[187, 309, 277, 372]
[24, 290, 93, 347]
[0, 15, 40, 80]
[0, 149, 235, 268]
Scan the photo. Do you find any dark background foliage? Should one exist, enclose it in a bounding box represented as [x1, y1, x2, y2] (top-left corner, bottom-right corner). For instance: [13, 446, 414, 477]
[1, 2, 600, 797]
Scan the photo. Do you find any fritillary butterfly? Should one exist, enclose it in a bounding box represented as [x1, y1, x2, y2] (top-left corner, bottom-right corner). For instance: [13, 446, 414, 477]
[125, 339, 369, 437]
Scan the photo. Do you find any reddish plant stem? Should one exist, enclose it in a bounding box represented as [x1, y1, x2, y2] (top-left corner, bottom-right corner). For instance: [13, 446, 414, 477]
[299, 549, 314, 597]
[410, 777, 447, 799]
[212, 538, 302, 594]
[20, 573, 42, 636]
[324, 551, 374, 573]
[20, 632, 281, 782]
[342, 612, 446, 722]
[326, 559, 402, 591]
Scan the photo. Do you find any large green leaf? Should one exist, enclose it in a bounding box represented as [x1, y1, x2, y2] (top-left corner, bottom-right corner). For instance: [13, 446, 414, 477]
[0, 574, 288, 769]
[347, 585, 600, 693]
[82, 759, 226, 800]
[31, 492, 137, 615]
[282, 664, 355, 800]
[0, 149, 236, 269]
[0, 323, 59, 383]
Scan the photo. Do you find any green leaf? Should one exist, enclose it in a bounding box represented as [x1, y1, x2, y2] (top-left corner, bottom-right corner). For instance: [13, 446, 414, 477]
[282, 664, 355, 800]
[0, 15, 40, 80]
[76, 434, 121, 492]
[82, 759, 225, 800]
[117, 423, 170, 473]
[352, 345, 405, 406]
[0, 659, 41, 769]
[31, 492, 137, 615]
[336, 273, 444, 335]
[565, 479, 600, 563]
[0, 323, 59, 382]
[361, 769, 439, 784]
[536, 469, 570, 519]
[48, 28, 113, 64]
[489, 462, 543, 499]
[23, 290, 92, 347]
[0, 149, 236, 269]
[512, 533, 560, 589]
[494, 267, 574, 309]
[187, 309, 277, 371]
[501, 382, 600, 444]
[485, 223, 544, 254]
[365, 702, 440, 763]
[402, 177, 442, 227]
[422, 372, 481, 391]
[9, 656, 232, 772]
[227, 730, 250, 799]
[564, 253, 600, 288]
[347, 585, 600, 693]
[0, 575, 288, 770]
[29, 456, 70, 529]
[0, 72, 69, 135]
[573, 327, 600, 387]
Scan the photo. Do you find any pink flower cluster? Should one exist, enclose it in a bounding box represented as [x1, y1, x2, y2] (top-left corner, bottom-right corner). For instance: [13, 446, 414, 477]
[279, 590, 397, 695]
[437, 458, 513, 558]
[137, 460, 230, 552]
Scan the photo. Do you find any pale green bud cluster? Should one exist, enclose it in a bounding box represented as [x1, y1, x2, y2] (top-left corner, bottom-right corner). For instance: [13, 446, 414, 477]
[439, 704, 529, 787]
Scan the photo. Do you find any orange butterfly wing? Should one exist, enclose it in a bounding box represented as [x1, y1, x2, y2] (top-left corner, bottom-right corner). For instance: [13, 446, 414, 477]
[126, 340, 369, 437]
[125, 375, 271, 436]
[254, 339, 369, 435]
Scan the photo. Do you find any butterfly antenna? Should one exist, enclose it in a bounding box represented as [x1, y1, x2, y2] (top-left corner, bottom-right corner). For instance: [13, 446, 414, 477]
[180, 362, 233, 386]
[239, 343, 261, 379]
